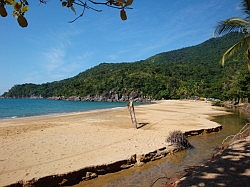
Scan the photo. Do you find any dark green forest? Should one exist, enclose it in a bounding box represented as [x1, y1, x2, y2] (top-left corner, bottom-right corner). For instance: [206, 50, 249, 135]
[2, 32, 250, 102]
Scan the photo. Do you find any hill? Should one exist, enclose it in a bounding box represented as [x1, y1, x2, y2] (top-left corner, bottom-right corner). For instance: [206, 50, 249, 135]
[2, 32, 250, 102]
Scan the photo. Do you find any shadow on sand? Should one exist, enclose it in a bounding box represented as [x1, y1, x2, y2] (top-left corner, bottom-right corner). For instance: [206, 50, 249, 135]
[176, 139, 250, 187]
[136, 122, 149, 129]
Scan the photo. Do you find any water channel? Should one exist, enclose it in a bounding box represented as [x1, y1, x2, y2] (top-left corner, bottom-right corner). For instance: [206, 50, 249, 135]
[74, 109, 249, 187]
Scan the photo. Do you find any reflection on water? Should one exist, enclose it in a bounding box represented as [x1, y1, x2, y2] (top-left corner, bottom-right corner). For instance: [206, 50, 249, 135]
[74, 111, 249, 187]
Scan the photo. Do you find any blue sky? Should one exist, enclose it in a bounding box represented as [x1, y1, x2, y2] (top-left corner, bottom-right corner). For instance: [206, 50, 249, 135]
[0, 0, 242, 95]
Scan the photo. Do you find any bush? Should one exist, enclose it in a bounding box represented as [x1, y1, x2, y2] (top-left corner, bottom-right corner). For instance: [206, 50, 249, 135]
[211, 100, 225, 107]
[166, 130, 192, 149]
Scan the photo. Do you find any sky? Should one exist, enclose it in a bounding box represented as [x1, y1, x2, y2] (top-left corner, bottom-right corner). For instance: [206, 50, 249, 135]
[0, 0, 243, 95]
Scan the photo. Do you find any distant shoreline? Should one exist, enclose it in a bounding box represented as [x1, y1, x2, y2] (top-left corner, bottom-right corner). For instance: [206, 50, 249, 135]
[0, 105, 127, 121]
[0, 98, 136, 120]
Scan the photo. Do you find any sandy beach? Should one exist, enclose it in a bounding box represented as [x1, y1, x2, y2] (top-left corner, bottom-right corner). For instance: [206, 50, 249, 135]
[0, 100, 229, 186]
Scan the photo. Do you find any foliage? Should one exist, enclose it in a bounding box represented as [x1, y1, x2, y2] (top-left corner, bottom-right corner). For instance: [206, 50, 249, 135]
[211, 100, 225, 107]
[0, 0, 133, 27]
[2, 32, 250, 102]
[0, 0, 29, 27]
[214, 0, 250, 70]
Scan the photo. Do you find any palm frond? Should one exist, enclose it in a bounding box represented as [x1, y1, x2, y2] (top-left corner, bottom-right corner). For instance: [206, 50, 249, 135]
[220, 34, 250, 67]
[246, 49, 250, 70]
[214, 18, 250, 36]
[242, 0, 250, 19]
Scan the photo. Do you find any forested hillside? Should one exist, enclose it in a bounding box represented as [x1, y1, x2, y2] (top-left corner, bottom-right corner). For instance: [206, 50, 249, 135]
[2, 32, 250, 102]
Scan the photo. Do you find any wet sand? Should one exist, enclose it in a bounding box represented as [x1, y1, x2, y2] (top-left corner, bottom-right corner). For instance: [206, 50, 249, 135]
[0, 100, 229, 186]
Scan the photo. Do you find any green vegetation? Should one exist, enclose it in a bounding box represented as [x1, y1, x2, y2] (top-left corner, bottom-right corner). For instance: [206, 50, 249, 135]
[214, 0, 250, 70]
[2, 32, 250, 102]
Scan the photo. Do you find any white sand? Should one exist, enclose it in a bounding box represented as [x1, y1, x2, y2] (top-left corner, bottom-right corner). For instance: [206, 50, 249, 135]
[0, 100, 229, 186]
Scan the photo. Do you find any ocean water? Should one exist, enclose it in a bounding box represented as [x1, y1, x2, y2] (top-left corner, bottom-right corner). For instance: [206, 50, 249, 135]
[0, 98, 127, 119]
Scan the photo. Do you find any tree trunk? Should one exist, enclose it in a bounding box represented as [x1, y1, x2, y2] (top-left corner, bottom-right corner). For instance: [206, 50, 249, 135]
[128, 100, 137, 129]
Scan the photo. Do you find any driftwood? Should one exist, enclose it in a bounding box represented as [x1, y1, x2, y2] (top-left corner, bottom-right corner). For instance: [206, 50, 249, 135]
[127, 100, 138, 129]
[222, 123, 250, 145]
[166, 130, 192, 149]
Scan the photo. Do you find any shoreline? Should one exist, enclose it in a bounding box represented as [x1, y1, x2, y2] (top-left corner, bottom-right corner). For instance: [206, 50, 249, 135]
[0, 100, 230, 186]
[0, 105, 128, 122]
[0, 100, 132, 121]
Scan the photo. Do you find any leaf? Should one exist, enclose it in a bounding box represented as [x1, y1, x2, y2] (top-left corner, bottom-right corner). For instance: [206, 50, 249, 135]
[67, 0, 74, 7]
[23, 0, 29, 6]
[17, 15, 28, 27]
[108, 0, 114, 5]
[246, 49, 250, 71]
[220, 34, 250, 67]
[120, 9, 127, 20]
[0, 5, 7, 17]
[214, 18, 250, 36]
[70, 5, 76, 14]
[116, 0, 124, 6]
[14, 2, 22, 11]
[62, 2, 67, 7]
[21, 5, 29, 13]
[125, 0, 133, 6]
[5, 0, 16, 5]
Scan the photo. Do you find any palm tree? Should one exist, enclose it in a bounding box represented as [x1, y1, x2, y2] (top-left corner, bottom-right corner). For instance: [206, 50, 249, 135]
[214, 0, 250, 70]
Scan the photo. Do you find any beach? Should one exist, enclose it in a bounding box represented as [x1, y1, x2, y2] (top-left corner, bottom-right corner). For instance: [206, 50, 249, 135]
[0, 100, 229, 186]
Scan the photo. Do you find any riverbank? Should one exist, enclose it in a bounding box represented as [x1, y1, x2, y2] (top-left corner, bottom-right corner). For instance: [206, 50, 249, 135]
[0, 100, 229, 186]
[175, 124, 250, 187]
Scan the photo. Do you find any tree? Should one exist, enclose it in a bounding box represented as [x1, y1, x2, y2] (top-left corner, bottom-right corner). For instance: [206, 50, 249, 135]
[0, 0, 133, 27]
[214, 0, 250, 70]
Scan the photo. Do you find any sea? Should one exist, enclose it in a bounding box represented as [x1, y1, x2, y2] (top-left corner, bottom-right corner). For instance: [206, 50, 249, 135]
[0, 98, 128, 120]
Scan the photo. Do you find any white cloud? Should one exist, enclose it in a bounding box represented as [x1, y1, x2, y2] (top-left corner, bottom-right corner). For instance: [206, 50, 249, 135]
[38, 29, 99, 82]
[43, 47, 65, 71]
[39, 28, 81, 75]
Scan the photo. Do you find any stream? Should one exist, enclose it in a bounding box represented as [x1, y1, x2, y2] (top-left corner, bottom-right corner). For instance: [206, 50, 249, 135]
[74, 110, 249, 187]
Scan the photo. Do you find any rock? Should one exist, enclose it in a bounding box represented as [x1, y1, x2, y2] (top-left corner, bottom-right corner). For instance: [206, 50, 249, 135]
[47, 91, 152, 103]
[82, 172, 97, 180]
